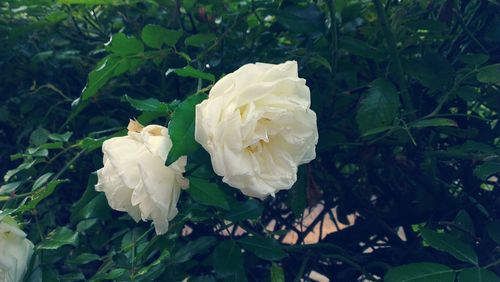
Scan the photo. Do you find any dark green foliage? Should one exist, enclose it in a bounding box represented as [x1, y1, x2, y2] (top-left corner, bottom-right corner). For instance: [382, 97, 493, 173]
[1, 0, 499, 281]
[166, 93, 207, 165]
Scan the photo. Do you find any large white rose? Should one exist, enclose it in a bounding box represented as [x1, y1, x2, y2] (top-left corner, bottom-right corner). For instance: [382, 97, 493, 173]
[95, 120, 188, 235]
[0, 218, 34, 282]
[195, 61, 318, 199]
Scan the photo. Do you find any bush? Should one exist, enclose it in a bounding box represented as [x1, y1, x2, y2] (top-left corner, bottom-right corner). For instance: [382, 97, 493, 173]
[1, 0, 499, 281]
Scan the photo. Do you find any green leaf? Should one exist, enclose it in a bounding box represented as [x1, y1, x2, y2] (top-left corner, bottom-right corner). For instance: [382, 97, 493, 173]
[141, 24, 182, 48]
[238, 236, 287, 261]
[361, 126, 397, 137]
[270, 263, 285, 282]
[172, 236, 217, 263]
[92, 268, 127, 280]
[136, 111, 166, 125]
[222, 269, 247, 282]
[70, 172, 111, 224]
[287, 165, 307, 217]
[459, 53, 490, 66]
[134, 250, 170, 279]
[339, 36, 385, 60]
[4, 160, 36, 182]
[48, 132, 73, 142]
[182, 0, 196, 11]
[141, 24, 167, 49]
[384, 262, 455, 282]
[487, 221, 500, 244]
[477, 64, 500, 86]
[404, 53, 455, 90]
[78, 137, 105, 151]
[30, 128, 50, 146]
[213, 240, 244, 277]
[474, 161, 500, 180]
[356, 79, 400, 135]
[26, 147, 48, 158]
[38, 142, 64, 150]
[76, 219, 98, 232]
[162, 30, 183, 47]
[458, 268, 500, 282]
[71, 193, 110, 223]
[38, 227, 79, 250]
[166, 65, 215, 82]
[456, 86, 480, 102]
[105, 33, 144, 55]
[67, 253, 101, 265]
[453, 210, 475, 236]
[305, 53, 332, 71]
[32, 172, 54, 190]
[19, 180, 67, 213]
[72, 173, 98, 212]
[421, 227, 478, 265]
[225, 199, 263, 222]
[57, 0, 140, 4]
[410, 118, 458, 128]
[123, 94, 170, 112]
[0, 180, 24, 195]
[184, 33, 216, 47]
[187, 177, 229, 210]
[81, 56, 129, 101]
[166, 93, 207, 165]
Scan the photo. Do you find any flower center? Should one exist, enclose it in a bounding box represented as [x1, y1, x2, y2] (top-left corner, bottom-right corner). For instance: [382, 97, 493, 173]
[246, 139, 268, 154]
[244, 117, 273, 154]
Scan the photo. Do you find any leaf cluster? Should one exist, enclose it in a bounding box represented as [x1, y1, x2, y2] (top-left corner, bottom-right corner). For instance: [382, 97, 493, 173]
[0, 0, 499, 281]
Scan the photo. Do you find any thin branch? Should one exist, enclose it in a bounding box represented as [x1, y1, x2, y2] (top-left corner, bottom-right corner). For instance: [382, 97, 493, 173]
[372, 0, 415, 120]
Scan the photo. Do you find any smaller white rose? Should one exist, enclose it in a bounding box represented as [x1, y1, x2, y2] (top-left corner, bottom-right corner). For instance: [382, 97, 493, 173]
[0, 217, 35, 282]
[195, 61, 318, 199]
[95, 120, 188, 235]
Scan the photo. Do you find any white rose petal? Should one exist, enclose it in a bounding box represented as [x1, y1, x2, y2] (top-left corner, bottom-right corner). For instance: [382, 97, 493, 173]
[195, 61, 318, 199]
[0, 220, 34, 282]
[95, 120, 188, 235]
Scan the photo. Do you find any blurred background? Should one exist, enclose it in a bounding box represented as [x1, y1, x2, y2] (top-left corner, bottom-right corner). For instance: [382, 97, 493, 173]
[1, 0, 499, 281]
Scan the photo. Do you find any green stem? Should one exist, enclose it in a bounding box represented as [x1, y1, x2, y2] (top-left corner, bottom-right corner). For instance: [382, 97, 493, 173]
[422, 64, 500, 119]
[52, 150, 85, 180]
[372, 0, 415, 120]
[453, 9, 488, 53]
[485, 258, 500, 269]
[91, 227, 154, 281]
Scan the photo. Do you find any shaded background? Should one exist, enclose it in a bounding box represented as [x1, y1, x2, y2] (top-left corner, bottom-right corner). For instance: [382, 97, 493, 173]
[1, 0, 499, 281]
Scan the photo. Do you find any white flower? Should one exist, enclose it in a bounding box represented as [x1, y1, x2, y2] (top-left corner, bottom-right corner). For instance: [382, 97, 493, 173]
[95, 120, 188, 235]
[195, 61, 318, 199]
[0, 218, 34, 282]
